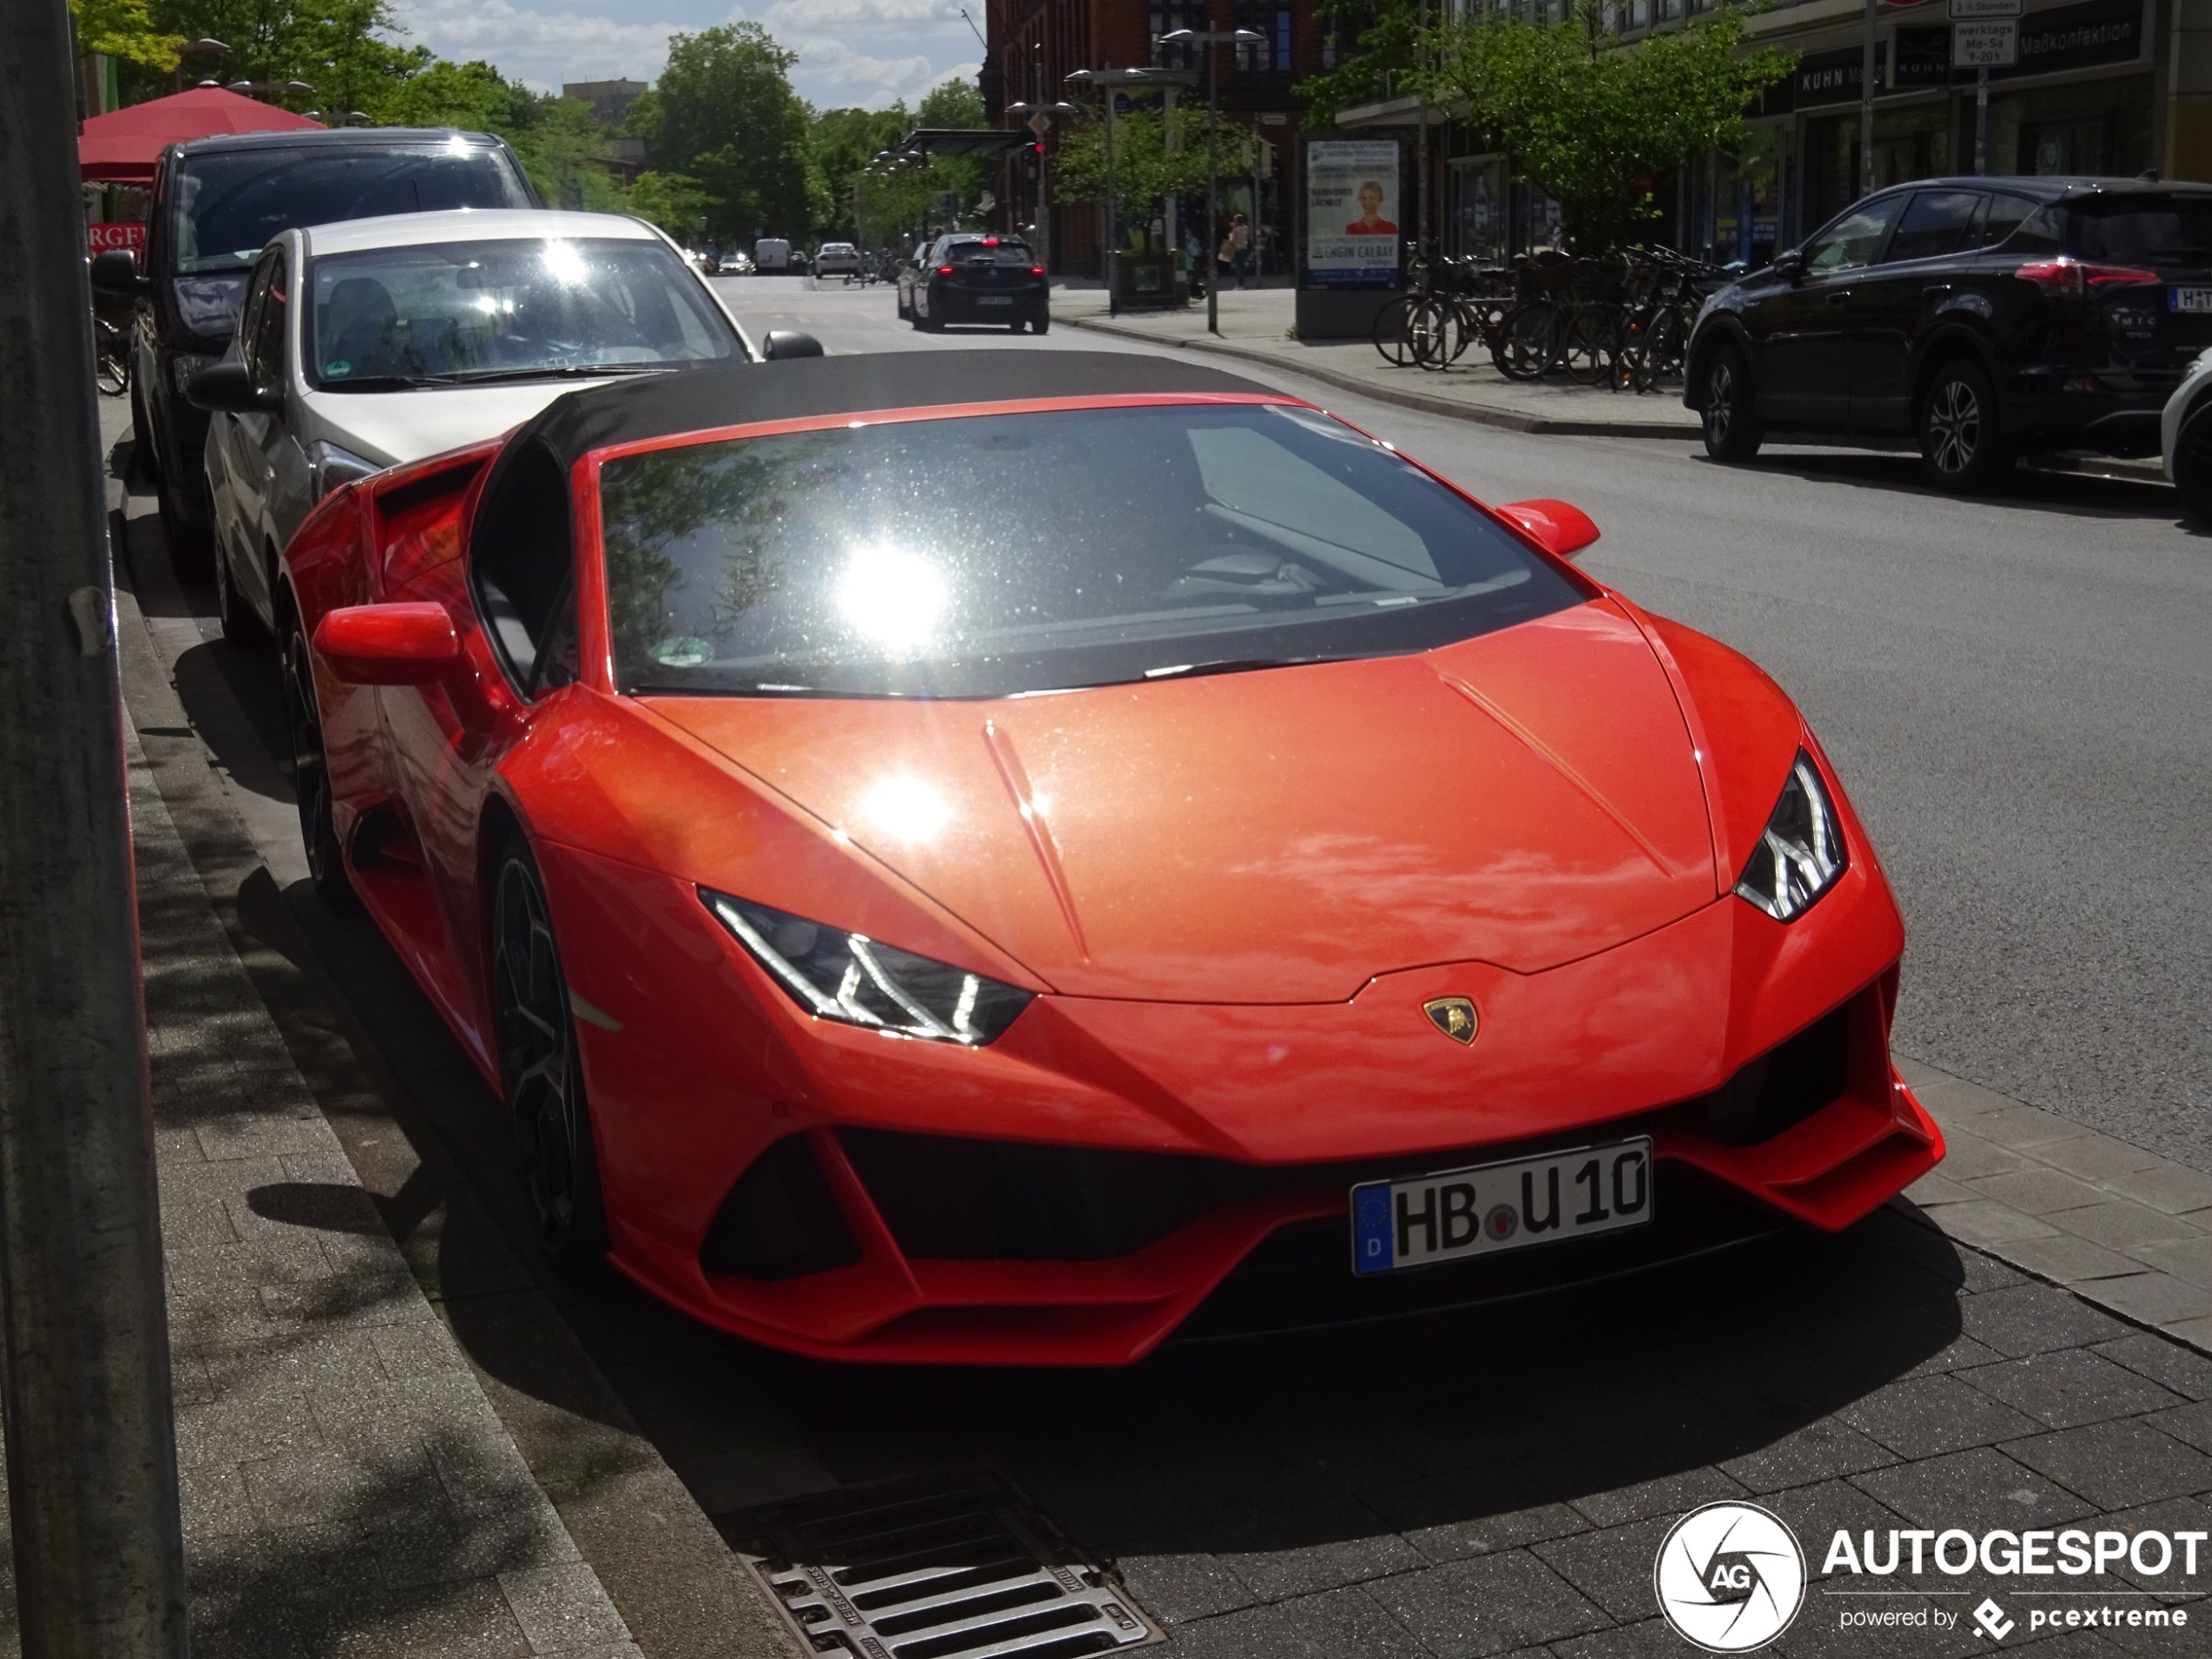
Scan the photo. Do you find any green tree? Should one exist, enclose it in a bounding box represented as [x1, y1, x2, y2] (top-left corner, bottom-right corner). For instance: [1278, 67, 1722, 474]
[653, 23, 812, 242]
[1423, 2, 1791, 252]
[626, 171, 712, 242]
[71, 0, 182, 71]
[1298, 0, 1422, 128]
[809, 103, 910, 239]
[1051, 104, 1255, 242]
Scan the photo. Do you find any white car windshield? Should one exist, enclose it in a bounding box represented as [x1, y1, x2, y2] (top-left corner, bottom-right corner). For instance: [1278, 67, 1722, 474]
[309, 236, 741, 389]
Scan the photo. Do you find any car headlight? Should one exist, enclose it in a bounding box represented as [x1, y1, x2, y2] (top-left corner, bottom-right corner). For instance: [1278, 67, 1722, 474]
[169, 350, 219, 394]
[702, 888, 1032, 1044]
[309, 441, 381, 497]
[1733, 751, 1847, 921]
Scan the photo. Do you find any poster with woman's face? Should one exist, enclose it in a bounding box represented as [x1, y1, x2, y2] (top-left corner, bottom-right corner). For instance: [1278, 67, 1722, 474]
[1306, 141, 1400, 285]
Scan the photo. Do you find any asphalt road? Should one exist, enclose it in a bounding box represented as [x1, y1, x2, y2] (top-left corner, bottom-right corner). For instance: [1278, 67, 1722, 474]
[725, 273, 2212, 1176]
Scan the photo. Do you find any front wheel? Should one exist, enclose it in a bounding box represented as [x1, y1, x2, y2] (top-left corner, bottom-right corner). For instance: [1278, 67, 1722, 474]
[491, 840, 609, 1276]
[1493, 301, 1560, 381]
[1699, 343, 1764, 462]
[284, 624, 353, 909]
[1919, 358, 2010, 491]
[2174, 404, 2212, 523]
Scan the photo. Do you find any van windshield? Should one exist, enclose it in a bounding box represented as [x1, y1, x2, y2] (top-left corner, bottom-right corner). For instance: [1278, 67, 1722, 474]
[172, 145, 534, 274]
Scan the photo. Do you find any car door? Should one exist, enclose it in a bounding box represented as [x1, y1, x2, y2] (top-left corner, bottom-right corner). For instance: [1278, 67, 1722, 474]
[1756, 192, 1906, 428]
[206, 253, 275, 580]
[254, 243, 318, 618]
[232, 246, 309, 622]
[1851, 189, 1987, 433]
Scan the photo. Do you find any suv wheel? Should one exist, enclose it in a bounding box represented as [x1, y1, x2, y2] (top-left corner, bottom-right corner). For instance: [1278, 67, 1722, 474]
[1700, 344, 1763, 462]
[1919, 359, 2010, 490]
[2174, 404, 2212, 524]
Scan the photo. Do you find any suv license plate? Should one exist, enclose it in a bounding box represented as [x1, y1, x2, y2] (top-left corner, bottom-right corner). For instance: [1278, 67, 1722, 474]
[2172, 287, 2212, 314]
[1351, 1138, 1652, 1275]
[977, 294, 1015, 305]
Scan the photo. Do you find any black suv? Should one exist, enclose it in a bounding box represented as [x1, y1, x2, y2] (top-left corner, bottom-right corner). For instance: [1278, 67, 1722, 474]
[91, 127, 538, 576]
[897, 234, 1049, 334]
[1684, 177, 2212, 489]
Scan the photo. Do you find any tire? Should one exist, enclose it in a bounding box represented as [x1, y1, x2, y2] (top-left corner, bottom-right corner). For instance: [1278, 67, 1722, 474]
[490, 837, 609, 1276]
[215, 539, 265, 648]
[1561, 307, 1617, 387]
[1493, 301, 1560, 381]
[1406, 297, 1455, 371]
[896, 287, 911, 319]
[1919, 357, 2011, 491]
[2174, 404, 2212, 523]
[1031, 314, 1049, 335]
[1699, 342, 1764, 462]
[1372, 294, 1415, 368]
[129, 381, 158, 494]
[283, 622, 354, 910]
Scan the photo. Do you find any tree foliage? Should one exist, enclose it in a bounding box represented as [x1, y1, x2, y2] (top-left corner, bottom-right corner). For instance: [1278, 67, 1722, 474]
[1049, 105, 1258, 235]
[1297, 0, 1421, 128]
[651, 24, 812, 241]
[71, 0, 182, 71]
[1422, 2, 1792, 251]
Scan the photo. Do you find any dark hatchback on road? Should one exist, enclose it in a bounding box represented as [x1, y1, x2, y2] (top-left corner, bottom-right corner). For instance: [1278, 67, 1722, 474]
[897, 234, 1050, 334]
[93, 127, 539, 577]
[1685, 177, 2212, 489]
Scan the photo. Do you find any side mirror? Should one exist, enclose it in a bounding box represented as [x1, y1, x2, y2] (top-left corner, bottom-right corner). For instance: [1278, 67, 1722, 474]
[761, 329, 825, 361]
[1770, 248, 1804, 283]
[1497, 497, 1601, 560]
[313, 603, 461, 685]
[89, 248, 147, 294]
[186, 360, 284, 414]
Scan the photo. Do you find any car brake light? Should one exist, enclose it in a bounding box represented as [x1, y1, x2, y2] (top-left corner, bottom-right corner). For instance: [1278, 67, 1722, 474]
[2014, 256, 2164, 296]
[981, 238, 999, 246]
[1029, 266, 1045, 276]
[937, 265, 954, 275]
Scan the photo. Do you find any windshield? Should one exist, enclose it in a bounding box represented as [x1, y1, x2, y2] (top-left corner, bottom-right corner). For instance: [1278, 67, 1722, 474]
[597, 403, 1583, 698]
[942, 239, 1033, 266]
[2075, 199, 2212, 266]
[309, 237, 740, 388]
[172, 145, 533, 274]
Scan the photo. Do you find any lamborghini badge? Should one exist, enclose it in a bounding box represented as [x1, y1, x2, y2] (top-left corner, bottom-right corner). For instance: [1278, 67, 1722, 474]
[1423, 996, 1479, 1045]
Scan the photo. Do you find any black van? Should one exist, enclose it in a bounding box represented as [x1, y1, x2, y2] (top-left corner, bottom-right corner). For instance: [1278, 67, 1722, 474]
[1683, 178, 2212, 489]
[92, 128, 538, 576]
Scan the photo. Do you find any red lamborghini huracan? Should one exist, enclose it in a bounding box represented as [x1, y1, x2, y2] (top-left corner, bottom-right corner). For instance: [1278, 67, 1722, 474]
[280, 350, 1944, 1366]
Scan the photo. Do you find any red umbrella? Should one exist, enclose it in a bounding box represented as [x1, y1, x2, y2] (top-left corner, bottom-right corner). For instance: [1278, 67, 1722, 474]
[79, 87, 322, 185]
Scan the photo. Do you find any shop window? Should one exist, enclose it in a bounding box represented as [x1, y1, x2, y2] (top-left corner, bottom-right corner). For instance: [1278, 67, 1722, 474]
[1630, 0, 1649, 24]
[1232, 4, 1291, 71]
[1151, 5, 1200, 67]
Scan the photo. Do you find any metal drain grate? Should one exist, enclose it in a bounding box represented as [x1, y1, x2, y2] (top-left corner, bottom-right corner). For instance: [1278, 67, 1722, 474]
[717, 1469, 1163, 1659]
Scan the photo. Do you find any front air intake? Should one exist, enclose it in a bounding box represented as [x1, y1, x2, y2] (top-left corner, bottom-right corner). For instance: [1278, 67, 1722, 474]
[700, 1132, 863, 1281]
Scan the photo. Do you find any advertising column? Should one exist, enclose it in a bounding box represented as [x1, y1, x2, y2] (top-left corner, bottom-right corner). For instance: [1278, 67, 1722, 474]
[1297, 138, 1401, 339]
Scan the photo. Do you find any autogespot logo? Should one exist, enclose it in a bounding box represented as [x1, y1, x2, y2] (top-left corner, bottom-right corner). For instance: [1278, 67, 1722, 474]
[1655, 1502, 1808, 1653]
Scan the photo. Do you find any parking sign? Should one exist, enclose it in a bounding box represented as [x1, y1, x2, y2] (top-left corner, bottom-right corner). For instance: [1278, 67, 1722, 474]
[1953, 18, 2018, 64]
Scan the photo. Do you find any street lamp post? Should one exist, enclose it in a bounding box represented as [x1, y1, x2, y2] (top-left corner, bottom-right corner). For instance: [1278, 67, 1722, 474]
[1158, 27, 1262, 336]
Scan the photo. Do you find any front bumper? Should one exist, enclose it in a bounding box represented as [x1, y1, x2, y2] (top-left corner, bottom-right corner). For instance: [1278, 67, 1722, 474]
[545, 842, 1939, 1366]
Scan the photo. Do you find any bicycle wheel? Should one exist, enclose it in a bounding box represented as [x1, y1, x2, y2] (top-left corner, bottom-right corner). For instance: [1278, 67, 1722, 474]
[1646, 306, 1690, 389]
[96, 349, 130, 398]
[1493, 300, 1560, 381]
[1407, 297, 1456, 370]
[1561, 307, 1618, 387]
[1453, 300, 1501, 366]
[1372, 294, 1417, 368]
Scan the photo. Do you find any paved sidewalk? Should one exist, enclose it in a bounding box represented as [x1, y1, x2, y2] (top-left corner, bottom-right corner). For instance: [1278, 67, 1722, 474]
[1058, 287, 1703, 438]
[1903, 1057, 2212, 1357]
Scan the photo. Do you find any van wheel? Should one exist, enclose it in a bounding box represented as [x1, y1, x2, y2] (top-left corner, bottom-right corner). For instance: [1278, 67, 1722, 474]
[2174, 404, 2212, 524]
[1919, 358, 2011, 490]
[1700, 344, 1763, 462]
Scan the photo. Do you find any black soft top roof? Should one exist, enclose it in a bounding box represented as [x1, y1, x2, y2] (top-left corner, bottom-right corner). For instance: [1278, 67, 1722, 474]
[519, 349, 1281, 469]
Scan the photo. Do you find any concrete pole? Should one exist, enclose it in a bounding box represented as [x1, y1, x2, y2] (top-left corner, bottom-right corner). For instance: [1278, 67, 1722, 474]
[1207, 40, 1221, 334]
[0, 1, 189, 1654]
[1976, 66, 1990, 176]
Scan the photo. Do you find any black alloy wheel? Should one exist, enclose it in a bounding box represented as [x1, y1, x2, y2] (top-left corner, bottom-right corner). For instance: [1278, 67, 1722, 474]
[2175, 404, 2212, 524]
[1700, 343, 1764, 462]
[491, 840, 608, 1274]
[1919, 358, 2010, 491]
[284, 624, 353, 909]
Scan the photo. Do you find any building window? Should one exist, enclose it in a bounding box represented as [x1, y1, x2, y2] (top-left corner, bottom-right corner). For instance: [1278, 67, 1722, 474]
[1233, 4, 1292, 71]
[1151, 5, 1201, 67]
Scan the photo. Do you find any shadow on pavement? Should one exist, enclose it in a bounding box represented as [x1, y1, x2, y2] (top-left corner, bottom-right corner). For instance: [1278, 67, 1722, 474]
[1710, 448, 2188, 524]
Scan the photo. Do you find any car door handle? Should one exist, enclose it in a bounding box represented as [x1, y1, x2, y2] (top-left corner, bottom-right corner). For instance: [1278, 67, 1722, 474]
[1825, 291, 1851, 305]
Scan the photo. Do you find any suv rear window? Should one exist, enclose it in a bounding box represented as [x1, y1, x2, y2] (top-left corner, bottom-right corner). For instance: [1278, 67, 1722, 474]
[172, 145, 534, 273]
[2074, 198, 2212, 266]
[942, 239, 1035, 266]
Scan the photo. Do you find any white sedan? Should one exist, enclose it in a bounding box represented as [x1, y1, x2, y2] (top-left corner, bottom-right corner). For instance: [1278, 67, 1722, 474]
[191, 208, 758, 644]
[2161, 347, 2212, 523]
[813, 241, 863, 278]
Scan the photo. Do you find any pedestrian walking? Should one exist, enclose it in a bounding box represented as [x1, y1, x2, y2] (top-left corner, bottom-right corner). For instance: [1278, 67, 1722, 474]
[1222, 212, 1252, 290]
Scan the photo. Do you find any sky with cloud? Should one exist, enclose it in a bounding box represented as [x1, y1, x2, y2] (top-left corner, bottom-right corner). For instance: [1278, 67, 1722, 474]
[388, 0, 984, 111]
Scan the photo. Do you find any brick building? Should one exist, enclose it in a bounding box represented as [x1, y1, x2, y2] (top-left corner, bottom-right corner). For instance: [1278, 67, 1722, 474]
[982, 0, 1332, 273]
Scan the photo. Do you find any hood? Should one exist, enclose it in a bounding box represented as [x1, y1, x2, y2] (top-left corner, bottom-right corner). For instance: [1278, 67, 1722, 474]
[301, 379, 630, 468]
[651, 599, 1718, 1003]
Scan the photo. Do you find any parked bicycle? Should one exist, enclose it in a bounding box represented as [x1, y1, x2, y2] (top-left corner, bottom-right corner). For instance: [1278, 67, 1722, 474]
[94, 314, 131, 399]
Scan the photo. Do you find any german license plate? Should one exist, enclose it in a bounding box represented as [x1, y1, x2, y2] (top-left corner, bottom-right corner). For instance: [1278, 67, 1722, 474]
[2170, 287, 2212, 314]
[977, 295, 1015, 305]
[1351, 1138, 1652, 1275]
